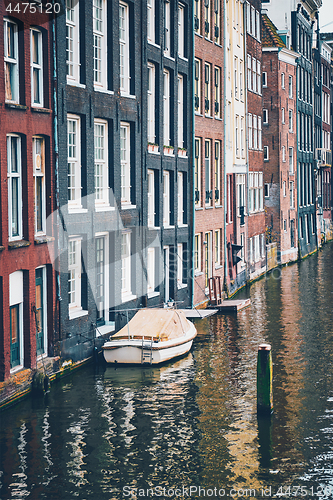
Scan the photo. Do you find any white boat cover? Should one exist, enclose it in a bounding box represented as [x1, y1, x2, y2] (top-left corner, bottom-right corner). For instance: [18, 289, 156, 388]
[111, 308, 191, 342]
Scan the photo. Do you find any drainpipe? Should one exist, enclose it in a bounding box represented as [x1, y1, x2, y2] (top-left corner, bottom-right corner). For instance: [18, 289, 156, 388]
[191, 0, 195, 309]
[52, 5, 62, 340]
[223, 0, 228, 295]
[242, 0, 249, 282]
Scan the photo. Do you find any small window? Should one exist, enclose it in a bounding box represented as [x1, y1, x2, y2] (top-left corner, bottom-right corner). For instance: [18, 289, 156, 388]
[289, 75, 293, 98]
[264, 146, 269, 161]
[262, 71, 267, 88]
[31, 29, 43, 107]
[281, 72, 285, 89]
[282, 107, 285, 124]
[263, 109, 268, 124]
[264, 183, 269, 198]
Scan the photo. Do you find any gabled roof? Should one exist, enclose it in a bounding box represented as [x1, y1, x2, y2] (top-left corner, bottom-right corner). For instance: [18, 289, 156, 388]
[261, 14, 286, 49]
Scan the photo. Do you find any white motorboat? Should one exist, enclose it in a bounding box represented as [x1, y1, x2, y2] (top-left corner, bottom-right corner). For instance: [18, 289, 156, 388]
[102, 308, 197, 365]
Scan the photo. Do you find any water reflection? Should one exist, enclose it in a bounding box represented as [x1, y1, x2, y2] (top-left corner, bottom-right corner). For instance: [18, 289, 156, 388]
[0, 244, 333, 499]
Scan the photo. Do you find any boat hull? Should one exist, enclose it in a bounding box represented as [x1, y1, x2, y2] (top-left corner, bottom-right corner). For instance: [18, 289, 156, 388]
[103, 323, 196, 365]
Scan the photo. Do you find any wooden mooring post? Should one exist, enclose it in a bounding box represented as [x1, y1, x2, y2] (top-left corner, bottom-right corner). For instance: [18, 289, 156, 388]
[257, 344, 273, 414]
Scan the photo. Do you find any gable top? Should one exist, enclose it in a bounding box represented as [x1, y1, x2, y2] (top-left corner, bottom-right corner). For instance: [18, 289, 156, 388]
[261, 13, 286, 49]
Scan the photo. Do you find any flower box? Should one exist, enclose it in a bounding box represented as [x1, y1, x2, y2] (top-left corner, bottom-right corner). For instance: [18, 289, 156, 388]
[163, 146, 174, 155]
[148, 143, 159, 154]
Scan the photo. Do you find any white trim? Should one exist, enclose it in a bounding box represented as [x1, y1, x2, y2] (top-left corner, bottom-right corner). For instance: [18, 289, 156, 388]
[120, 122, 131, 205]
[30, 28, 43, 107]
[94, 119, 110, 207]
[163, 69, 170, 146]
[67, 114, 82, 209]
[93, 0, 107, 89]
[7, 134, 22, 241]
[66, 0, 80, 83]
[4, 18, 19, 103]
[177, 171, 184, 225]
[163, 170, 170, 227]
[148, 62, 155, 144]
[33, 136, 46, 235]
[119, 1, 130, 94]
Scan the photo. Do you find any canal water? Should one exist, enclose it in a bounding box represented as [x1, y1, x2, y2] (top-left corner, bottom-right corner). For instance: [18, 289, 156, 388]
[1, 243, 333, 500]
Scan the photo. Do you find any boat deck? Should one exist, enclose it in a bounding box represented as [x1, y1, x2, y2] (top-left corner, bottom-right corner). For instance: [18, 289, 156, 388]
[180, 309, 218, 318]
[208, 298, 251, 312]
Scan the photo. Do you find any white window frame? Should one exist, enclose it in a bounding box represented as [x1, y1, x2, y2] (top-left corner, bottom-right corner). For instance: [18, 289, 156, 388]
[147, 169, 155, 227]
[163, 170, 170, 227]
[236, 173, 246, 216]
[94, 119, 109, 207]
[205, 63, 211, 115]
[93, 0, 107, 89]
[282, 145, 286, 162]
[67, 114, 82, 209]
[33, 137, 46, 235]
[178, 3, 185, 58]
[121, 231, 132, 300]
[282, 107, 285, 124]
[247, 54, 252, 91]
[177, 243, 186, 288]
[215, 141, 221, 204]
[241, 117, 245, 158]
[119, 1, 130, 94]
[283, 180, 286, 197]
[177, 171, 184, 226]
[254, 234, 260, 262]
[95, 232, 110, 324]
[248, 113, 253, 149]
[204, 0, 211, 39]
[257, 60, 261, 94]
[258, 116, 262, 150]
[205, 140, 212, 205]
[194, 233, 201, 273]
[259, 172, 263, 210]
[120, 122, 132, 206]
[262, 71, 267, 88]
[265, 183, 270, 198]
[234, 57, 238, 99]
[68, 237, 85, 317]
[236, 115, 239, 157]
[289, 75, 293, 98]
[163, 69, 170, 146]
[4, 18, 19, 103]
[194, 0, 201, 34]
[147, 0, 155, 44]
[194, 59, 201, 113]
[9, 271, 24, 372]
[148, 62, 155, 144]
[164, 0, 171, 56]
[178, 74, 184, 148]
[252, 57, 257, 93]
[264, 146, 269, 161]
[289, 109, 293, 132]
[147, 246, 156, 295]
[263, 109, 268, 124]
[214, 0, 220, 44]
[194, 138, 201, 206]
[289, 147, 294, 173]
[215, 230, 221, 266]
[290, 181, 294, 208]
[253, 114, 258, 150]
[30, 28, 43, 107]
[281, 72, 285, 89]
[256, 10, 260, 41]
[66, 0, 80, 83]
[248, 172, 254, 213]
[214, 66, 221, 118]
[7, 135, 22, 241]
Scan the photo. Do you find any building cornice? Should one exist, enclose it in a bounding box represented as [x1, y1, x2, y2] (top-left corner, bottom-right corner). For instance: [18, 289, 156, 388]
[301, 0, 322, 16]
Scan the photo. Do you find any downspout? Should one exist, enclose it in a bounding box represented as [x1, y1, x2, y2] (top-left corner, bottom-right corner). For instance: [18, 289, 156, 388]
[191, 0, 195, 309]
[52, 5, 62, 340]
[242, 0, 249, 282]
[223, 0, 228, 295]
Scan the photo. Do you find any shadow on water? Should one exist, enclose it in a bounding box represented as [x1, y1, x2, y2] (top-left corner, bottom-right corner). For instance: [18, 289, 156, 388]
[1, 243, 333, 499]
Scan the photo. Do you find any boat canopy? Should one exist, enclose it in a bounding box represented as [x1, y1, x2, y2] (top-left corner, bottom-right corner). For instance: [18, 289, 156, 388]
[111, 308, 191, 342]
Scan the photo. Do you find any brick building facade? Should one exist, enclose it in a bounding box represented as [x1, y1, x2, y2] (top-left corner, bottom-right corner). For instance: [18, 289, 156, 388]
[245, 0, 266, 280]
[193, 0, 224, 306]
[262, 15, 298, 263]
[0, 5, 55, 380]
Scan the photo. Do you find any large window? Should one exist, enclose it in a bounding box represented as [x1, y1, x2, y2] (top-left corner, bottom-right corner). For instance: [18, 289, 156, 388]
[215, 141, 221, 205]
[68, 238, 83, 317]
[30, 29, 43, 107]
[205, 63, 211, 115]
[194, 59, 201, 113]
[248, 172, 263, 212]
[163, 69, 170, 146]
[194, 233, 201, 273]
[95, 234, 109, 325]
[164, 0, 171, 56]
[35, 267, 47, 356]
[67, 115, 81, 208]
[119, 2, 130, 94]
[7, 135, 22, 240]
[93, 0, 107, 88]
[178, 74, 184, 148]
[148, 63, 155, 144]
[214, 0, 220, 44]
[214, 66, 221, 118]
[147, 169, 155, 227]
[9, 271, 24, 370]
[178, 3, 185, 58]
[163, 170, 171, 226]
[289, 147, 294, 173]
[177, 171, 184, 225]
[120, 122, 131, 205]
[4, 19, 19, 103]
[121, 232, 132, 299]
[94, 120, 109, 207]
[215, 230, 221, 265]
[204, 0, 211, 38]
[66, 0, 80, 82]
[205, 140, 212, 206]
[147, 0, 155, 43]
[194, 0, 201, 34]
[177, 243, 186, 287]
[194, 138, 201, 206]
[33, 137, 46, 235]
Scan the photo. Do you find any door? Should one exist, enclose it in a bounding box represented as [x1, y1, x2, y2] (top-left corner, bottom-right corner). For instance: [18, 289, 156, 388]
[35, 268, 45, 356]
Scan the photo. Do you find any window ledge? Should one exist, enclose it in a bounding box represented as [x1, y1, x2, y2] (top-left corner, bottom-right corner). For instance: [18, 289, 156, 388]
[215, 264, 223, 270]
[95, 323, 115, 337]
[121, 203, 136, 210]
[215, 42, 223, 48]
[94, 87, 114, 95]
[67, 81, 86, 89]
[205, 114, 213, 119]
[177, 224, 188, 228]
[205, 205, 213, 209]
[31, 107, 52, 114]
[195, 271, 204, 277]
[215, 204, 223, 208]
[204, 37, 213, 43]
[68, 207, 88, 214]
[69, 308, 88, 320]
[195, 33, 203, 38]
[195, 112, 203, 117]
[178, 56, 188, 62]
[95, 205, 115, 212]
[148, 291, 160, 299]
[34, 235, 55, 245]
[8, 240, 30, 249]
[10, 365, 24, 375]
[5, 103, 28, 111]
[121, 293, 137, 303]
[148, 226, 160, 230]
[163, 54, 175, 62]
[163, 225, 175, 229]
[195, 207, 204, 211]
[177, 283, 188, 289]
[120, 92, 136, 99]
[215, 116, 223, 121]
[147, 40, 160, 49]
